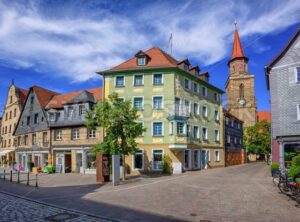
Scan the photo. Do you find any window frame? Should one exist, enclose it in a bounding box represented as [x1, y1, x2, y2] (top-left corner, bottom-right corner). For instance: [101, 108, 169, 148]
[194, 103, 199, 115]
[202, 86, 207, 97]
[152, 96, 163, 110]
[184, 78, 190, 90]
[152, 73, 163, 85]
[297, 104, 300, 121]
[55, 129, 62, 141]
[152, 149, 164, 171]
[133, 74, 144, 86]
[202, 127, 208, 140]
[193, 126, 199, 139]
[152, 122, 164, 136]
[137, 57, 146, 66]
[176, 121, 185, 135]
[88, 129, 96, 139]
[215, 150, 220, 162]
[193, 82, 198, 93]
[133, 96, 144, 111]
[202, 105, 208, 118]
[215, 130, 220, 142]
[115, 75, 125, 87]
[295, 67, 300, 83]
[72, 128, 80, 140]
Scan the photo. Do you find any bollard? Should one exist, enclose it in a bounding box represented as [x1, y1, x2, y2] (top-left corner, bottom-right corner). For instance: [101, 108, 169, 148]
[10, 170, 12, 182]
[3, 169, 5, 181]
[35, 174, 38, 188]
[26, 172, 29, 186]
[17, 171, 20, 183]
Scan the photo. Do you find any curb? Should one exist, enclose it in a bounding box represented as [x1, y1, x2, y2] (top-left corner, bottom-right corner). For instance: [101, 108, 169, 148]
[0, 191, 123, 222]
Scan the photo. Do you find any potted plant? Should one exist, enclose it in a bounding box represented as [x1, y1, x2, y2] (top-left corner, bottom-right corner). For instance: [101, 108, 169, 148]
[271, 162, 280, 177]
[27, 160, 34, 172]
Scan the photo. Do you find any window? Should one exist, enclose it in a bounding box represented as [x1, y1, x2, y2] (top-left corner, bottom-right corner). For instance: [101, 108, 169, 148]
[88, 129, 96, 138]
[14, 108, 17, 117]
[153, 122, 163, 136]
[227, 135, 231, 144]
[184, 78, 190, 89]
[8, 139, 11, 147]
[184, 64, 189, 71]
[18, 136, 21, 146]
[214, 93, 218, 101]
[153, 96, 163, 110]
[43, 132, 48, 143]
[137, 57, 146, 66]
[133, 149, 144, 170]
[79, 105, 86, 116]
[297, 104, 300, 121]
[215, 151, 220, 162]
[202, 127, 208, 140]
[239, 84, 244, 98]
[194, 150, 200, 169]
[49, 113, 55, 122]
[169, 122, 174, 135]
[186, 124, 191, 137]
[72, 128, 80, 140]
[215, 110, 219, 121]
[231, 119, 234, 127]
[194, 103, 199, 115]
[215, 130, 220, 142]
[193, 126, 199, 139]
[24, 135, 28, 145]
[10, 96, 12, 104]
[296, 67, 300, 82]
[26, 116, 30, 125]
[225, 117, 229, 125]
[34, 114, 38, 124]
[153, 73, 163, 85]
[202, 106, 208, 118]
[116, 76, 124, 87]
[9, 125, 11, 133]
[193, 82, 198, 93]
[177, 122, 185, 135]
[184, 149, 191, 169]
[30, 96, 34, 105]
[9, 111, 12, 119]
[239, 138, 242, 145]
[68, 107, 74, 117]
[32, 134, 36, 145]
[185, 100, 190, 113]
[55, 130, 62, 140]
[234, 137, 237, 144]
[134, 74, 143, 86]
[202, 87, 207, 97]
[152, 150, 163, 170]
[133, 97, 143, 111]
[5, 113, 8, 121]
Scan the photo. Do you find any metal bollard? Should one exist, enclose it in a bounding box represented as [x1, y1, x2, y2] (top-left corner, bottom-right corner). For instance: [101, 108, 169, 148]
[17, 171, 20, 183]
[3, 169, 5, 181]
[10, 170, 12, 182]
[26, 172, 29, 186]
[35, 174, 38, 188]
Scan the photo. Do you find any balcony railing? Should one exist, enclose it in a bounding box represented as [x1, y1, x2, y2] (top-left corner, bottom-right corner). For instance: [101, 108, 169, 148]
[167, 105, 190, 118]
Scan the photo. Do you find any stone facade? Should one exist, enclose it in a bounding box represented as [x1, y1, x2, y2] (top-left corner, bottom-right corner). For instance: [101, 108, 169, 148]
[0, 82, 27, 166]
[266, 29, 300, 167]
[100, 47, 225, 174]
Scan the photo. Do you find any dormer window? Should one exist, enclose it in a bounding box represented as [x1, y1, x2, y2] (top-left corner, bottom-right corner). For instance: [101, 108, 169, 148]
[79, 104, 86, 116]
[49, 113, 55, 122]
[137, 57, 146, 66]
[184, 64, 189, 71]
[68, 107, 74, 118]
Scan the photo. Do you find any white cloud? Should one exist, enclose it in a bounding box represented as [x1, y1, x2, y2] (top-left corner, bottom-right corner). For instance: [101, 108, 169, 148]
[0, 0, 299, 82]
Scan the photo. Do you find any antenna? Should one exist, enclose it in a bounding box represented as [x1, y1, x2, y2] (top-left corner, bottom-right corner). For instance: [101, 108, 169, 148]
[234, 19, 238, 29]
[168, 33, 173, 55]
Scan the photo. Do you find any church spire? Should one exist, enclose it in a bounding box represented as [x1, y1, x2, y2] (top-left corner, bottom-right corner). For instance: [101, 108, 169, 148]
[231, 20, 246, 60]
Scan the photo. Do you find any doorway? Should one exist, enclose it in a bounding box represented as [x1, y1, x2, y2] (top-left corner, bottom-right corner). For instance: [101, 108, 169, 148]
[64, 154, 72, 173]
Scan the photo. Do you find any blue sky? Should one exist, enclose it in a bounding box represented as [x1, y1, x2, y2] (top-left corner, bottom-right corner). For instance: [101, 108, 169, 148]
[0, 0, 300, 116]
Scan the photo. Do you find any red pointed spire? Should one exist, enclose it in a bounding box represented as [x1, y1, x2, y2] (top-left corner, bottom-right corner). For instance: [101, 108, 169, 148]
[231, 22, 245, 59]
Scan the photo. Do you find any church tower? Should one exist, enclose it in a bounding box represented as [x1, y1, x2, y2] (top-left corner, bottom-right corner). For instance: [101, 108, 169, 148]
[225, 22, 257, 127]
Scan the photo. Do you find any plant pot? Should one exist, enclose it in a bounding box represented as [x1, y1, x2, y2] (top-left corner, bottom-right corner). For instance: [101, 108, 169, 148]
[271, 169, 280, 177]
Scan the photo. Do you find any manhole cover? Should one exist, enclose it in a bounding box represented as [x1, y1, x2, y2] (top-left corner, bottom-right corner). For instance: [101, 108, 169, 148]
[45, 212, 80, 222]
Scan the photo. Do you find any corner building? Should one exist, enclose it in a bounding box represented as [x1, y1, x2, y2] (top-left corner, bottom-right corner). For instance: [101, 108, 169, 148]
[99, 47, 224, 174]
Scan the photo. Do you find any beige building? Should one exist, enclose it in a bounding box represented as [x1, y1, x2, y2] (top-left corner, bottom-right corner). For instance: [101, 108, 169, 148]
[0, 81, 27, 167]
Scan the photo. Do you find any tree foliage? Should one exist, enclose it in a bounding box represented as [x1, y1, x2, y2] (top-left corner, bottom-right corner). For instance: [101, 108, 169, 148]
[244, 120, 271, 155]
[86, 92, 145, 180]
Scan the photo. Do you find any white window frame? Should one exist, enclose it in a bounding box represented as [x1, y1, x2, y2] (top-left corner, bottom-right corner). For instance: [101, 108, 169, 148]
[132, 96, 144, 111]
[152, 73, 164, 85]
[194, 103, 199, 115]
[184, 78, 190, 90]
[202, 105, 208, 118]
[115, 75, 125, 87]
[215, 130, 220, 142]
[88, 129, 96, 138]
[202, 86, 207, 97]
[132, 149, 144, 170]
[152, 96, 164, 110]
[194, 126, 199, 139]
[184, 149, 192, 170]
[79, 104, 86, 116]
[152, 121, 164, 136]
[215, 150, 220, 162]
[169, 121, 174, 135]
[193, 82, 198, 93]
[184, 99, 190, 113]
[193, 149, 201, 169]
[215, 110, 219, 121]
[202, 127, 208, 140]
[55, 129, 62, 141]
[137, 57, 146, 66]
[152, 149, 164, 171]
[176, 121, 185, 135]
[133, 74, 144, 86]
[72, 128, 80, 140]
[297, 104, 300, 121]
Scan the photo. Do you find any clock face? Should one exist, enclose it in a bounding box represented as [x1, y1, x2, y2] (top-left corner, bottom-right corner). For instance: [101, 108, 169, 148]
[238, 99, 246, 106]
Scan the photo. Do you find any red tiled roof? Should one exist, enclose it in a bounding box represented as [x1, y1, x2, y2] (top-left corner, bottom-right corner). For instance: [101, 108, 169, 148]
[18, 88, 28, 106]
[108, 47, 178, 71]
[257, 111, 271, 123]
[231, 29, 246, 60]
[30, 86, 59, 108]
[46, 88, 102, 109]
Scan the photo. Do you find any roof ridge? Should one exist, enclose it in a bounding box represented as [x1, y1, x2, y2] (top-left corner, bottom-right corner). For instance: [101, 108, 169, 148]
[31, 85, 59, 95]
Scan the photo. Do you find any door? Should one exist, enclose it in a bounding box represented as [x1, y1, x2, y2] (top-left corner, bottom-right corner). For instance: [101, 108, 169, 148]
[201, 150, 207, 169]
[56, 154, 64, 173]
[76, 153, 82, 173]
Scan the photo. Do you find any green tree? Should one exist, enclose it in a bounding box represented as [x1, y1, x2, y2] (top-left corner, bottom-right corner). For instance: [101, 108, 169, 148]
[244, 120, 271, 158]
[86, 92, 145, 181]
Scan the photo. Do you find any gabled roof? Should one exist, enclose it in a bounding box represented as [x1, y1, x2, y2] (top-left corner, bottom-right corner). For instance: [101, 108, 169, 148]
[106, 47, 178, 71]
[17, 88, 28, 106]
[257, 111, 271, 123]
[30, 86, 59, 108]
[46, 88, 102, 109]
[189, 65, 200, 72]
[178, 58, 191, 66]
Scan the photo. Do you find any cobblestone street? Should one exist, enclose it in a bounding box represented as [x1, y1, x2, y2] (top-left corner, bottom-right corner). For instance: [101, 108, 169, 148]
[1, 163, 300, 222]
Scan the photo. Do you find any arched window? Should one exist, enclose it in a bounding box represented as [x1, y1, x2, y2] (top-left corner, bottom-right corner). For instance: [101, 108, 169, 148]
[239, 84, 244, 98]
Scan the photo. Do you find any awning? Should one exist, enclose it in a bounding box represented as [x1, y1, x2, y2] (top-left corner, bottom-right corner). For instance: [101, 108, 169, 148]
[0, 150, 14, 157]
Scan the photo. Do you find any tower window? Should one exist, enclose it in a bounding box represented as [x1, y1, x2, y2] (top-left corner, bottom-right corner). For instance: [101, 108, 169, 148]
[239, 84, 244, 98]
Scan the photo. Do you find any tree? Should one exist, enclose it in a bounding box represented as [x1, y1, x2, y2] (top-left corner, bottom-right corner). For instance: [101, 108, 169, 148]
[244, 120, 271, 161]
[86, 92, 145, 181]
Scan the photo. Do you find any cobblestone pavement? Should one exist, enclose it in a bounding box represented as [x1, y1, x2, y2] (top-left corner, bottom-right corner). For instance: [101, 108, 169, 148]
[0, 192, 116, 222]
[1, 163, 300, 222]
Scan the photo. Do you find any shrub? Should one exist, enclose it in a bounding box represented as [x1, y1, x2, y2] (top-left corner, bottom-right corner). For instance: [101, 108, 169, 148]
[271, 162, 280, 170]
[288, 155, 300, 179]
[162, 155, 173, 175]
[44, 165, 55, 174]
